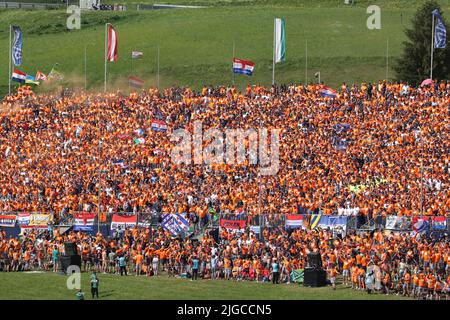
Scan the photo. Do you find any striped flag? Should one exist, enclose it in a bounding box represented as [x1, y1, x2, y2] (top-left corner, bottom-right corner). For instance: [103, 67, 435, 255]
[11, 68, 26, 83]
[12, 26, 23, 66]
[107, 24, 118, 62]
[433, 9, 446, 49]
[310, 214, 322, 230]
[274, 18, 286, 63]
[151, 119, 167, 132]
[233, 58, 255, 76]
[319, 85, 337, 98]
[128, 76, 144, 88]
[74, 212, 95, 231]
[25, 75, 39, 85]
[285, 214, 303, 229]
[17, 213, 30, 226]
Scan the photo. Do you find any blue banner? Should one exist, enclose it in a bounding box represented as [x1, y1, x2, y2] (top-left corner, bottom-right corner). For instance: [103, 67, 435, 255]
[12, 26, 22, 66]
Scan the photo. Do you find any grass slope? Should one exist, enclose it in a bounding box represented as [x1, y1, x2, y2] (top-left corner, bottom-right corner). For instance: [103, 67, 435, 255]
[0, 1, 449, 96]
[0, 272, 409, 300]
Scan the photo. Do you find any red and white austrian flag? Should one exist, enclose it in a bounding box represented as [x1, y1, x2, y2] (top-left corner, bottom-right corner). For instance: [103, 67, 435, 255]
[107, 24, 118, 62]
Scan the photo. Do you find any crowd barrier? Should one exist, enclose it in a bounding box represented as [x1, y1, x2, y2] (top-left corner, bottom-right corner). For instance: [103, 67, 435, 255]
[1, 212, 449, 236]
[219, 214, 450, 235]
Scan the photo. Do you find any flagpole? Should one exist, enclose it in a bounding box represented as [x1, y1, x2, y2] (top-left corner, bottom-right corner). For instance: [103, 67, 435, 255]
[430, 14, 435, 80]
[386, 38, 389, 81]
[98, 109, 101, 234]
[305, 39, 308, 85]
[232, 41, 235, 86]
[84, 46, 87, 91]
[157, 45, 160, 90]
[272, 18, 276, 86]
[8, 25, 12, 95]
[104, 23, 108, 92]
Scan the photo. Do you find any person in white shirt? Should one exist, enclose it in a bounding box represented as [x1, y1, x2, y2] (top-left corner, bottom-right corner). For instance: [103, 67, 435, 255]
[152, 256, 159, 276]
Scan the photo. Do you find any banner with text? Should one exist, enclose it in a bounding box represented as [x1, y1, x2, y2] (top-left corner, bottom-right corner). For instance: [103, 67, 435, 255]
[74, 212, 95, 231]
[385, 216, 411, 230]
[219, 219, 246, 231]
[0, 214, 17, 227]
[29, 214, 52, 227]
[111, 214, 137, 231]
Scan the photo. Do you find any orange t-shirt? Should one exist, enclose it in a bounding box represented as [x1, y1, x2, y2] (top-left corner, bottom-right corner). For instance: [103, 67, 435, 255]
[135, 254, 143, 265]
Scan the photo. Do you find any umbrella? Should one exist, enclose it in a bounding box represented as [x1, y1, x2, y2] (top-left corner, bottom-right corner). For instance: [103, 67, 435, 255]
[420, 79, 433, 87]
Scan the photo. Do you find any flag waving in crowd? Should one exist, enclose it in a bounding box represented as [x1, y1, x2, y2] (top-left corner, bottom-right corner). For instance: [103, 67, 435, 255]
[128, 76, 144, 88]
[25, 75, 39, 85]
[319, 85, 337, 98]
[48, 64, 64, 80]
[35, 71, 47, 81]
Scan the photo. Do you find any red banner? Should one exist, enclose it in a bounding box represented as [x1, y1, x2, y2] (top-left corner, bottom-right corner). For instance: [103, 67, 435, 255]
[111, 214, 137, 231]
[219, 219, 246, 230]
[0, 214, 17, 227]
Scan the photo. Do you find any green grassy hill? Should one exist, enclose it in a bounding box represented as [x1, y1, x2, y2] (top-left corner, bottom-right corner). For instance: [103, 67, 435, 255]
[0, 1, 449, 96]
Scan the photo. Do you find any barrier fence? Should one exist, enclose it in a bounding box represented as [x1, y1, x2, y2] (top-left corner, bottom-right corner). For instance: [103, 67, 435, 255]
[1, 212, 449, 236]
[0, 2, 62, 9]
[216, 213, 450, 235]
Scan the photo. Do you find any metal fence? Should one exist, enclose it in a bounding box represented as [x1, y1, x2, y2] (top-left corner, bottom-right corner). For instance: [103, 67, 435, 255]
[218, 213, 450, 234]
[0, 2, 63, 9]
[2, 211, 449, 235]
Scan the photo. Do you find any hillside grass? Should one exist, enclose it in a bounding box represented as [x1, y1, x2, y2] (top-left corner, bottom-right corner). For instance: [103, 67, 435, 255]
[0, 1, 449, 96]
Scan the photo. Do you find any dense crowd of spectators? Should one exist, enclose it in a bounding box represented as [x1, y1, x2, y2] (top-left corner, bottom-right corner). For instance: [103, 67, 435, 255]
[1, 81, 449, 223]
[0, 81, 449, 299]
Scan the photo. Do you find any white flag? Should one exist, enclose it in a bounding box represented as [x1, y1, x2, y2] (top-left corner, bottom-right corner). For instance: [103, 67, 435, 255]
[274, 18, 286, 63]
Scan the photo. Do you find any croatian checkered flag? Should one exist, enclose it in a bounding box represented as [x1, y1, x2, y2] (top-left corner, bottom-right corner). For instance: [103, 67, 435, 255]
[12, 26, 22, 66]
[433, 9, 446, 49]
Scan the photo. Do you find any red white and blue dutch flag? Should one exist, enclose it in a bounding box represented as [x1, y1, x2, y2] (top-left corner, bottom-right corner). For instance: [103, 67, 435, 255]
[11, 68, 27, 84]
[319, 85, 337, 98]
[151, 119, 167, 132]
[285, 214, 304, 229]
[233, 58, 255, 76]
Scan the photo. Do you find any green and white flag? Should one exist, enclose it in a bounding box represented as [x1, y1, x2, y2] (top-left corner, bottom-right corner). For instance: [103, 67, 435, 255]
[274, 18, 285, 63]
